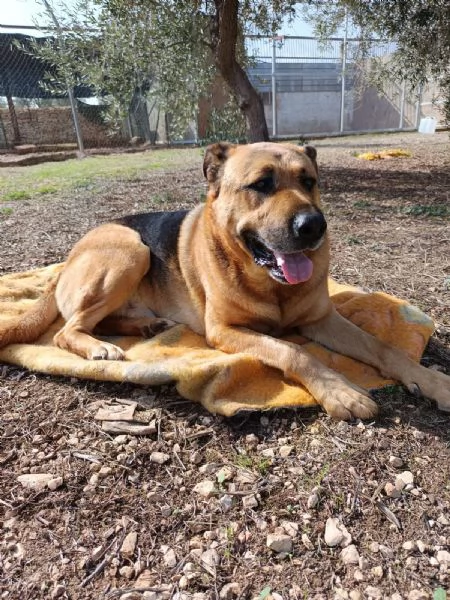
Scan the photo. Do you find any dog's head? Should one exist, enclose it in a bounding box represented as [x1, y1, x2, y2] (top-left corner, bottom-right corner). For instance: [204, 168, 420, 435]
[203, 141, 327, 285]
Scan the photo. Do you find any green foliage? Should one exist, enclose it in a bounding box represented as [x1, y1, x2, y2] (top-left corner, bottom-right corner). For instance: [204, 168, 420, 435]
[204, 98, 247, 143]
[305, 1, 450, 126]
[401, 204, 449, 218]
[433, 589, 446, 600]
[29, 0, 301, 142]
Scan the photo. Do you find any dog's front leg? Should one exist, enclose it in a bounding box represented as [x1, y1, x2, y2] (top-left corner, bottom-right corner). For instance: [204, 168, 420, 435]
[205, 315, 379, 421]
[301, 308, 450, 413]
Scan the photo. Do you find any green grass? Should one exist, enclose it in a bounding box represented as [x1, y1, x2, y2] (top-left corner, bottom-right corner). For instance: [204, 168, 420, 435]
[353, 200, 372, 209]
[3, 190, 32, 201]
[0, 148, 201, 202]
[401, 205, 449, 218]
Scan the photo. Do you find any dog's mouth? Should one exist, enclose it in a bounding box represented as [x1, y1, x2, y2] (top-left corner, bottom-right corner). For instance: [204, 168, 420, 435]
[242, 232, 314, 285]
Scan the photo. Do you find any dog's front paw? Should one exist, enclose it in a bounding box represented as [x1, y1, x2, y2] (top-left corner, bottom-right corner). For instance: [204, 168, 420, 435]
[404, 368, 450, 413]
[89, 342, 125, 361]
[319, 385, 379, 421]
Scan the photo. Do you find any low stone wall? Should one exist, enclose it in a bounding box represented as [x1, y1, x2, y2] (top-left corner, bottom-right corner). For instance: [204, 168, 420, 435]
[0, 106, 125, 148]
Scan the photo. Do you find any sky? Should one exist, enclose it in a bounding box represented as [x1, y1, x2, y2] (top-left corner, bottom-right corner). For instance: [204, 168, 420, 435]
[0, 0, 316, 36]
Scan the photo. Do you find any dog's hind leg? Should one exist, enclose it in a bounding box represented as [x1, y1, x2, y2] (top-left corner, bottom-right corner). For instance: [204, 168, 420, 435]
[53, 224, 150, 361]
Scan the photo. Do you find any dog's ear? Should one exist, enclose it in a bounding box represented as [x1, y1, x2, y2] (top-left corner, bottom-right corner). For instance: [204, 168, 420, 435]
[203, 142, 237, 194]
[299, 145, 318, 174]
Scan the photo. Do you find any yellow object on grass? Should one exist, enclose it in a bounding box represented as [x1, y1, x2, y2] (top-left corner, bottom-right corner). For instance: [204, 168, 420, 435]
[357, 148, 413, 161]
[0, 265, 434, 416]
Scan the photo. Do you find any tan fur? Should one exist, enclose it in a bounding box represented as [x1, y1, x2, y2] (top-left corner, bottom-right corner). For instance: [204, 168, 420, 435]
[1, 142, 449, 420]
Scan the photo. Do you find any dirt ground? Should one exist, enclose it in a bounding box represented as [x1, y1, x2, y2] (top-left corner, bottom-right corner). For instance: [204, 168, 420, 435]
[0, 132, 449, 600]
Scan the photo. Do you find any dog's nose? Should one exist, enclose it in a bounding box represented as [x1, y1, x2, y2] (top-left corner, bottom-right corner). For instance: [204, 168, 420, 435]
[292, 212, 327, 246]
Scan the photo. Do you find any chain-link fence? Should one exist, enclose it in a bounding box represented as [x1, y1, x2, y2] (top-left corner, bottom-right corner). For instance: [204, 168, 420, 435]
[0, 26, 444, 151]
[246, 35, 434, 137]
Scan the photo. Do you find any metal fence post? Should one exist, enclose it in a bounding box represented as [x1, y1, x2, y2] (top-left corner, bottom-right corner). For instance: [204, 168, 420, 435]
[399, 80, 406, 129]
[40, 0, 85, 155]
[339, 10, 348, 133]
[271, 38, 277, 138]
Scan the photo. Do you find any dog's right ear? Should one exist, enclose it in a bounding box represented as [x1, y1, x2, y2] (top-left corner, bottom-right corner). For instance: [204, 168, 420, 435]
[203, 142, 237, 195]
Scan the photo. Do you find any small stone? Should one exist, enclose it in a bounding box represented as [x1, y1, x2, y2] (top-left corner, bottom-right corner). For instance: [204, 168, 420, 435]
[371, 565, 383, 578]
[437, 514, 449, 526]
[266, 533, 293, 553]
[340, 544, 360, 565]
[353, 569, 364, 582]
[349, 592, 362, 600]
[219, 582, 241, 599]
[436, 550, 450, 564]
[219, 495, 233, 512]
[369, 542, 379, 553]
[119, 565, 135, 579]
[193, 480, 216, 498]
[279, 445, 294, 458]
[163, 547, 177, 568]
[200, 548, 220, 573]
[397, 471, 414, 486]
[416, 540, 427, 553]
[179, 576, 189, 589]
[379, 544, 394, 559]
[301, 533, 314, 550]
[402, 540, 416, 551]
[407, 591, 428, 600]
[242, 494, 258, 509]
[307, 492, 320, 509]
[385, 482, 401, 498]
[390, 594, 403, 600]
[261, 448, 275, 458]
[280, 520, 298, 538]
[120, 593, 142, 600]
[17, 473, 54, 490]
[98, 466, 113, 478]
[51, 585, 66, 599]
[120, 531, 138, 558]
[134, 569, 154, 587]
[364, 586, 382, 600]
[10, 542, 25, 561]
[143, 593, 158, 600]
[216, 466, 234, 482]
[389, 456, 404, 468]
[198, 463, 217, 475]
[272, 594, 283, 600]
[324, 518, 344, 547]
[244, 434, 259, 447]
[150, 451, 170, 465]
[47, 477, 64, 491]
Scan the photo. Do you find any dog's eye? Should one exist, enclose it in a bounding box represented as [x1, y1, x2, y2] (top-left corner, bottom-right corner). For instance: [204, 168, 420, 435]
[301, 176, 316, 192]
[248, 176, 275, 194]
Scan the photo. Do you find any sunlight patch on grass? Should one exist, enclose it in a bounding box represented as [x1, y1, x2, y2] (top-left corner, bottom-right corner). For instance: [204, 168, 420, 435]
[0, 148, 201, 201]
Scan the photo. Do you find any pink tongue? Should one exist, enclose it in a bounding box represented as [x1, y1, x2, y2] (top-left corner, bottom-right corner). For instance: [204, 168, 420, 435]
[273, 251, 313, 284]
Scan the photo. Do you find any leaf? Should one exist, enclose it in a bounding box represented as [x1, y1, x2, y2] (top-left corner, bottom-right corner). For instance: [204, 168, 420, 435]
[259, 587, 272, 600]
[433, 589, 447, 600]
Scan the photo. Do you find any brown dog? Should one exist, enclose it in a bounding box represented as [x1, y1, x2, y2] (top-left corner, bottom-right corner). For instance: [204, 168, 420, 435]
[1, 142, 449, 419]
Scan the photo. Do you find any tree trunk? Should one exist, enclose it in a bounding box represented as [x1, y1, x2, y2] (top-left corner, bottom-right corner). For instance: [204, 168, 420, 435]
[212, 0, 269, 142]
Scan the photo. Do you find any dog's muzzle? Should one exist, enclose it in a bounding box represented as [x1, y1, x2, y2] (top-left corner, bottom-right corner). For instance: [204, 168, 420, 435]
[242, 211, 327, 285]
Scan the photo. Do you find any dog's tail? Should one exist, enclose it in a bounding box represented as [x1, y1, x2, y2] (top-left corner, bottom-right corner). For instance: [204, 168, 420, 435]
[0, 276, 60, 349]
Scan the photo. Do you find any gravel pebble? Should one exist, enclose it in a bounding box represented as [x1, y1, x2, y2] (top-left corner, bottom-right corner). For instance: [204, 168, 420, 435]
[193, 480, 216, 498]
[340, 544, 360, 565]
[266, 533, 293, 553]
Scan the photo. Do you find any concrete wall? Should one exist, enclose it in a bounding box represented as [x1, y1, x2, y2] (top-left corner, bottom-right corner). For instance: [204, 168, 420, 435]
[266, 91, 343, 135]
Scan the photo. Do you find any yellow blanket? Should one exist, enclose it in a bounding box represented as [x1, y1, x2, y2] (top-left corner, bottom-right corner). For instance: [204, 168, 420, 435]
[0, 264, 435, 416]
